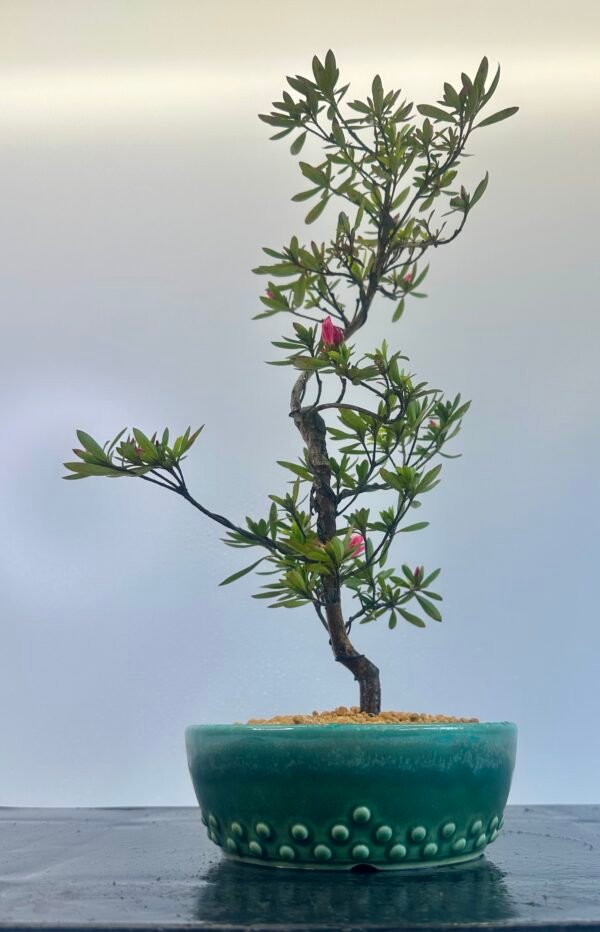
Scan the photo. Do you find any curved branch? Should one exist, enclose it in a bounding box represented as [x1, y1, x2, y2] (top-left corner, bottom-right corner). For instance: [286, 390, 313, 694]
[300, 401, 384, 421]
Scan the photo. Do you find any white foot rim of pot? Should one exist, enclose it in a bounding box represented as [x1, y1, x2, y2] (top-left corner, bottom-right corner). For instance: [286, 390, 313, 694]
[222, 850, 486, 871]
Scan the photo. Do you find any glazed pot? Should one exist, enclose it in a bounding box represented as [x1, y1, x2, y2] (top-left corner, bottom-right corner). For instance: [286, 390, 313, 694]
[185, 721, 517, 871]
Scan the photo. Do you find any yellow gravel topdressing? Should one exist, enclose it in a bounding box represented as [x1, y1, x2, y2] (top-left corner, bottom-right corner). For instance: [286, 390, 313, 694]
[247, 706, 479, 725]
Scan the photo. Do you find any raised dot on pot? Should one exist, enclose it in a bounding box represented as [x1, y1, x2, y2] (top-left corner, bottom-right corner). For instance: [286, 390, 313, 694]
[313, 844, 332, 861]
[331, 824, 350, 842]
[388, 843, 407, 860]
[375, 825, 393, 843]
[255, 821, 271, 839]
[352, 806, 371, 824]
[278, 845, 296, 861]
[352, 844, 370, 861]
[410, 825, 427, 843]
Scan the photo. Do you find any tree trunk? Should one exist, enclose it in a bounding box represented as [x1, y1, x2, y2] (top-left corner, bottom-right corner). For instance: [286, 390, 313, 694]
[290, 390, 382, 715]
[325, 600, 381, 715]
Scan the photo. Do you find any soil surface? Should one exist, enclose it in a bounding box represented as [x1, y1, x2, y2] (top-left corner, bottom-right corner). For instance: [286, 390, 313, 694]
[246, 706, 479, 725]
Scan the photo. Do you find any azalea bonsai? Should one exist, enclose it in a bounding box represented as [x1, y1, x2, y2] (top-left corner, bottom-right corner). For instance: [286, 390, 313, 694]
[64, 51, 517, 715]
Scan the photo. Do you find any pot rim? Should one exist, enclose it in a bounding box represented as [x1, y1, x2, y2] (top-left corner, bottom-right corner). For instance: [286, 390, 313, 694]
[186, 721, 517, 735]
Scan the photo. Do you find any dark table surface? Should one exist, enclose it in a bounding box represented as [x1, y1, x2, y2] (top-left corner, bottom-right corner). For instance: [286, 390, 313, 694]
[1, 806, 599, 931]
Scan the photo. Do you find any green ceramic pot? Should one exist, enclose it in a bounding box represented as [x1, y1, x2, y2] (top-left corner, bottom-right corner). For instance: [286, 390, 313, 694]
[185, 721, 517, 871]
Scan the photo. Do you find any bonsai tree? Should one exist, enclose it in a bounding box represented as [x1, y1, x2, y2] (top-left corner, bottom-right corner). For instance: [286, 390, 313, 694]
[64, 52, 517, 715]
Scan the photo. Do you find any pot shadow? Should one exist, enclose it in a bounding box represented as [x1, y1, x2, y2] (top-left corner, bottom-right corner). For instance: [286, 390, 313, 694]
[193, 855, 518, 926]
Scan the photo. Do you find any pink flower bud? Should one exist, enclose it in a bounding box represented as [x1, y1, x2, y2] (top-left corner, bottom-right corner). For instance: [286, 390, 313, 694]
[414, 566, 422, 580]
[428, 419, 438, 429]
[266, 289, 275, 299]
[349, 532, 366, 557]
[321, 315, 345, 347]
[403, 272, 413, 284]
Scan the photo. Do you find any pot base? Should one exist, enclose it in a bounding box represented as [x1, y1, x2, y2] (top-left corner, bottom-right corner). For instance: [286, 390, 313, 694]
[223, 849, 486, 871]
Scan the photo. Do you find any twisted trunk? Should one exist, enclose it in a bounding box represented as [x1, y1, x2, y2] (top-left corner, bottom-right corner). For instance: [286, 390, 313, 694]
[291, 378, 381, 714]
[325, 600, 381, 715]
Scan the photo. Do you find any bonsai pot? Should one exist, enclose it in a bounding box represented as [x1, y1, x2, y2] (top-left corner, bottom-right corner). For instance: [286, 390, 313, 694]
[185, 721, 517, 871]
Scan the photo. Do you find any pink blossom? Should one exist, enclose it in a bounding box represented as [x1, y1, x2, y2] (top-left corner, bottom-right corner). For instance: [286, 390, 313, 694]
[266, 289, 275, 299]
[428, 419, 438, 429]
[321, 315, 345, 347]
[403, 272, 413, 284]
[349, 533, 366, 557]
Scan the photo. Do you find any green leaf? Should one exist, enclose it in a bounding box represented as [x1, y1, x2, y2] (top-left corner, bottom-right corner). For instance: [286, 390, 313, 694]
[398, 522, 429, 533]
[291, 187, 321, 202]
[277, 460, 313, 481]
[423, 590, 443, 601]
[324, 49, 338, 86]
[469, 172, 489, 208]
[372, 74, 384, 113]
[305, 196, 329, 224]
[392, 298, 405, 322]
[339, 408, 367, 433]
[399, 608, 426, 628]
[183, 425, 204, 452]
[331, 119, 345, 146]
[291, 355, 331, 371]
[417, 463, 442, 492]
[268, 599, 311, 609]
[475, 106, 519, 129]
[379, 468, 404, 493]
[290, 131, 307, 155]
[219, 558, 265, 587]
[258, 113, 293, 128]
[253, 309, 279, 320]
[443, 82, 461, 109]
[132, 428, 159, 461]
[299, 161, 327, 187]
[76, 430, 111, 464]
[391, 187, 410, 210]
[416, 103, 454, 122]
[348, 100, 371, 114]
[63, 462, 125, 479]
[380, 466, 416, 493]
[421, 567, 441, 587]
[262, 262, 299, 278]
[474, 56, 489, 93]
[482, 64, 501, 104]
[402, 564, 416, 584]
[268, 502, 278, 539]
[106, 428, 127, 456]
[416, 595, 443, 621]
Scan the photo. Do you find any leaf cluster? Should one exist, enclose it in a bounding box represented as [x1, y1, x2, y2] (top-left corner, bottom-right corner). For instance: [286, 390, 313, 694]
[254, 51, 518, 329]
[63, 427, 203, 481]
